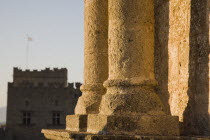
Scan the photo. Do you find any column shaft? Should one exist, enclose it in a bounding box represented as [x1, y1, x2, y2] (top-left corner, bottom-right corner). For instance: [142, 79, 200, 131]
[75, 0, 108, 114]
[99, 0, 164, 115]
[87, 0, 180, 136]
[108, 0, 155, 81]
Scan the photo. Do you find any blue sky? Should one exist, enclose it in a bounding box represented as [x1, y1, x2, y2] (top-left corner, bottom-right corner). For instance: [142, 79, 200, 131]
[0, 0, 84, 107]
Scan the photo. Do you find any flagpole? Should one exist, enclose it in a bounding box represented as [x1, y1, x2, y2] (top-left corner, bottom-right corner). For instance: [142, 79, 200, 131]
[26, 35, 33, 69]
[26, 36, 29, 69]
[26, 35, 29, 69]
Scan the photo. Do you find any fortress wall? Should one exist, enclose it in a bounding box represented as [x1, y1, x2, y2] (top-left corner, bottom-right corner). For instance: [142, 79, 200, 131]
[13, 68, 68, 87]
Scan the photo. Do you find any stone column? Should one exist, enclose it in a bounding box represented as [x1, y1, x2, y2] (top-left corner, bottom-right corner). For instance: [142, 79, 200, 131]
[75, 0, 108, 114]
[87, 0, 180, 136]
[66, 0, 108, 132]
[100, 0, 161, 115]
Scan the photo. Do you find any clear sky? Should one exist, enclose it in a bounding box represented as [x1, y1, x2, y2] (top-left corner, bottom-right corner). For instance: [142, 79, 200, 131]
[0, 0, 84, 107]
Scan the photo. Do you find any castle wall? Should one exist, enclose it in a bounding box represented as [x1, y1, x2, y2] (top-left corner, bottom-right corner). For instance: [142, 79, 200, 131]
[6, 68, 82, 140]
[13, 68, 68, 87]
[6, 86, 80, 140]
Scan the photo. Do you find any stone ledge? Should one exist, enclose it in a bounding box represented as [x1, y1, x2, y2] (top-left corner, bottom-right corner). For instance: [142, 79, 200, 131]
[66, 115, 88, 132]
[41, 129, 210, 140]
[41, 129, 90, 140]
[87, 114, 180, 136]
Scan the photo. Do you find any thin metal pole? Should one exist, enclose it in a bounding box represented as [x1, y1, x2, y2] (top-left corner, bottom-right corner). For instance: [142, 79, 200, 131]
[26, 39, 29, 69]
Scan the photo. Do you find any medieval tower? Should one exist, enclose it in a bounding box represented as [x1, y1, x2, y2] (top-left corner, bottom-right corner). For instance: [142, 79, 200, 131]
[6, 68, 82, 140]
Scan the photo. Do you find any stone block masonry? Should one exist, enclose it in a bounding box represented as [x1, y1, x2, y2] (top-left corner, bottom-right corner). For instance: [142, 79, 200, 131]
[6, 68, 82, 140]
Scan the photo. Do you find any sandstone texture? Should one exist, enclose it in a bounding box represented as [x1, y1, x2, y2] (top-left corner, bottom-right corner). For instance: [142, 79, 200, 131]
[43, 0, 210, 139]
[73, 0, 109, 132]
[154, 0, 210, 135]
[66, 115, 87, 132]
[85, 0, 180, 136]
[42, 129, 210, 140]
[75, 0, 108, 115]
[99, 0, 163, 115]
[87, 114, 179, 136]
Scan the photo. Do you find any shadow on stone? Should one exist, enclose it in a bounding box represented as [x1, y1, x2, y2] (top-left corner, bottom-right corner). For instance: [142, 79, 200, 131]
[154, 0, 171, 115]
[183, 0, 210, 136]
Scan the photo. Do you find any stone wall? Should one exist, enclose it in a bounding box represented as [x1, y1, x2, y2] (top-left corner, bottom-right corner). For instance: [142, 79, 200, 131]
[13, 68, 68, 87]
[6, 68, 82, 140]
[155, 0, 209, 136]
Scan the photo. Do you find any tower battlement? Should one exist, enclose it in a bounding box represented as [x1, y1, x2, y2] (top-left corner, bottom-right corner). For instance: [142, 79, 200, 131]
[8, 81, 82, 89]
[13, 67, 68, 87]
[14, 67, 67, 78]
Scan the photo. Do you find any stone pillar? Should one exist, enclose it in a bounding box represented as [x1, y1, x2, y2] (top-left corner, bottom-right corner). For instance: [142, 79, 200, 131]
[75, 0, 108, 115]
[87, 0, 180, 136]
[100, 0, 161, 115]
[66, 0, 108, 132]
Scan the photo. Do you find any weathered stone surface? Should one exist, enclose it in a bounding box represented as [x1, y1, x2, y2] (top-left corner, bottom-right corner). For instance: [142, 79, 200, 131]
[154, 0, 210, 135]
[94, 0, 180, 135]
[167, 0, 191, 124]
[42, 0, 210, 139]
[154, 0, 190, 120]
[75, 84, 105, 115]
[42, 129, 210, 140]
[66, 115, 87, 132]
[99, 85, 164, 115]
[74, 0, 108, 115]
[182, 0, 210, 135]
[86, 136, 210, 140]
[108, 0, 154, 80]
[42, 129, 88, 140]
[99, 0, 163, 115]
[87, 114, 179, 136]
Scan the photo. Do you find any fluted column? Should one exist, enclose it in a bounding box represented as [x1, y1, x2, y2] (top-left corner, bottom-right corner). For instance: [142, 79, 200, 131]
[75, 0, 108, 114]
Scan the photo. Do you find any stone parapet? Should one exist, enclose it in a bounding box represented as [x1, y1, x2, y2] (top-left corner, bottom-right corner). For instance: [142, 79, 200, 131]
[8, 82, 81, 89]
[13, 67, 68, 87]
[14, 67, 67, 79]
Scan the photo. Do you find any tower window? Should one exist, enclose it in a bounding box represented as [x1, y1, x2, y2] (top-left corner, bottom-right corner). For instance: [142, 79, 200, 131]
[52, 112, 60, 125]
[23, 112, 31, 125]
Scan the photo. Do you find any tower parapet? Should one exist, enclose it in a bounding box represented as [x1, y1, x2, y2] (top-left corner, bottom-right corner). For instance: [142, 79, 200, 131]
[13, 67, 68, 87]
